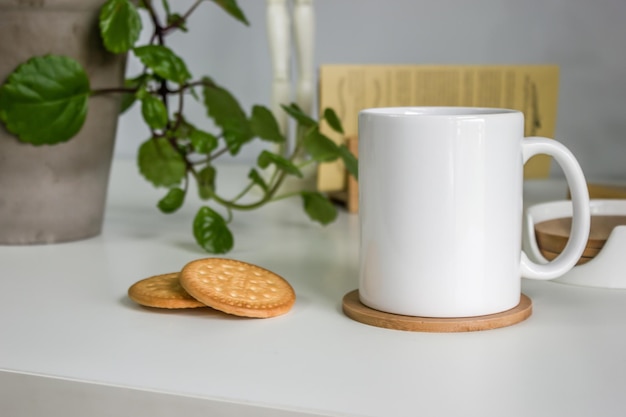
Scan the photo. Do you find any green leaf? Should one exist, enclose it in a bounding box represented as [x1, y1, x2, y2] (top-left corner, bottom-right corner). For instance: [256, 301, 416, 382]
[248, 168, 268, 193]
[323, 107, 344, 134]
[250, 105, 285, 143]
[99, 0, 142, 54]
[193, 206, 234, 254]
[138, 137, 186, 187]
[171, 116, 194, 139]
[120, 92, 136, 114]
[197, 165, 216, 199]
[301, 191, 337, 225]
[202, 77, 252, 155]
[338, 144, 359, 180]
[257, 150, 302, 178]
[222, 130, 250, 155]
[167, 13, 188, 32]
[303, 128, 341, 162]
[120, 74, 147, 114]
[189, 86, 200, 101]
[210, 0, 249, 25]
[134, 45, 191, 84]
[0, 55, 89, 145]
[281, 103, 316, 128]
[157, 187, 185, 213]
[140, 94, 168, 130]
[190, 129, 218, 154]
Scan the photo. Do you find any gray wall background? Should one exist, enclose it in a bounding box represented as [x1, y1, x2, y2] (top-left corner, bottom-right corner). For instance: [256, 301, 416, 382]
[114, 0, 626, 181]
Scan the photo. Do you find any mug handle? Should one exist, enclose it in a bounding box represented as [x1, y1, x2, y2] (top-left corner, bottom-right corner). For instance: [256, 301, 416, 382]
[520, 137, 590, 279]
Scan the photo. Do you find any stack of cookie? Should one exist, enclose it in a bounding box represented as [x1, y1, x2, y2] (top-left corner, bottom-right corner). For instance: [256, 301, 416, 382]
[128, 258, 296, 318]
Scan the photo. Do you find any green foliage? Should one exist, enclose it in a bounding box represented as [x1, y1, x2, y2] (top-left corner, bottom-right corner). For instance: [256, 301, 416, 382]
[193, 206, 234, 254]
[158, 187, 185, 213]
[133, 45, 191, 84]
[257, 151, 303, 178]
[323, 108, 344, 134]
[248, 169, 268, 193]
[140, 93, 168, 129]
[202, 77, 252, 155]
[137, 137, 186, 187]
[0, 0, 358, 254]
[281, 103, 317, 127]
[210, 0, 249, 26]
[303, 128, 341, 162]
[301, 192, 338, 225]
[197, 165, 216, 199]
[338, 144, 359, 180]
[250, 105, 285, 143]
[100, 0, 142, 53]
[120, 74, 147, 113]
[189, 129, 218, 154]
[0, 55, 89, 145]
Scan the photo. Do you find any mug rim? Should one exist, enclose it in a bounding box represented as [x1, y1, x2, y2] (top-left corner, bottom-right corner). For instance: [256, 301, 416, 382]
[359, 106, 520, 117]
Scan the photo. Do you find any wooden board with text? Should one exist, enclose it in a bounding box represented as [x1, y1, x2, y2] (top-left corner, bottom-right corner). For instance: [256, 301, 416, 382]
[317, 64, 560, 211]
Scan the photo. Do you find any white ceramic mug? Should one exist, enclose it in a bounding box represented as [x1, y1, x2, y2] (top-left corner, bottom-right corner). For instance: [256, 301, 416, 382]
[358, 107, 590, 318]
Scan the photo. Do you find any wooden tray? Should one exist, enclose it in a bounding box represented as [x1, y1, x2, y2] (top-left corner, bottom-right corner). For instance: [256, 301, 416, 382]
[342, 290, 532, 333]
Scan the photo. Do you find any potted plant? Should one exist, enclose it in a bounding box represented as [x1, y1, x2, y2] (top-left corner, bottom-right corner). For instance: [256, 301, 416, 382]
[0, 0, 127, 245]
[0, 0, 357, 254]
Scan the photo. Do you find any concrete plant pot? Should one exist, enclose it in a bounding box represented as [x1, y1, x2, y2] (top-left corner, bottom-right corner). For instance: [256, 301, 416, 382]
[0, 0, 126, 244]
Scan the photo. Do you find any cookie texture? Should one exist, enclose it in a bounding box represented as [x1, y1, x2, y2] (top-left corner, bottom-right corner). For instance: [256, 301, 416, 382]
[128, 272, 207, 309]
[179, 258, 295, 318]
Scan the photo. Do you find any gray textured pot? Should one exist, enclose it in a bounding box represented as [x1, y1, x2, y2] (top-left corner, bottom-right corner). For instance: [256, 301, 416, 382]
[0, 0, 126, 244]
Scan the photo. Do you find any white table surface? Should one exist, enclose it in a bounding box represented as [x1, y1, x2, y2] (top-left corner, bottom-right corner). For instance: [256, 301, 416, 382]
[2, 158, 626, 417]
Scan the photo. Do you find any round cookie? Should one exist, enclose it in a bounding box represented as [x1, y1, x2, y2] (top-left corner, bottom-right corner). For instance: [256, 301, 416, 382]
[128, 272, 207, 309]
[179, 258, 295, 318]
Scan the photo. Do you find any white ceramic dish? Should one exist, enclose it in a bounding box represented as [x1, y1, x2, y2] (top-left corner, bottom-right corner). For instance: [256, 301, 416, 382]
[524, 199, 626, 288]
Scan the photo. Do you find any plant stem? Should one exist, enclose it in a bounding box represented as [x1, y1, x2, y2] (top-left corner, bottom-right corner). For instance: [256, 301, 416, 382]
[91, 87, 136, 96]
[174, 80, 208, 92]
[225, 206, 234, 223]
[217, 122, 311, 209]
[163, 0, 203, 34]
[209, 146, 230, 161]
[208, 167, 290, 212]
[270, 190, 302, 203]
[231, 180, 257, 203]
[296, 158, 316, 169]
[144, 0, 166, 45]
[170, 88, 185, 133]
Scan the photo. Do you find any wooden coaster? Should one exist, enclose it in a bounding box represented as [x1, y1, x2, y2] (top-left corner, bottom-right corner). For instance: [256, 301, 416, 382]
[539, 248, 593, 265]
[342, 290, 532, 333]
[535, 215, 626, 251]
